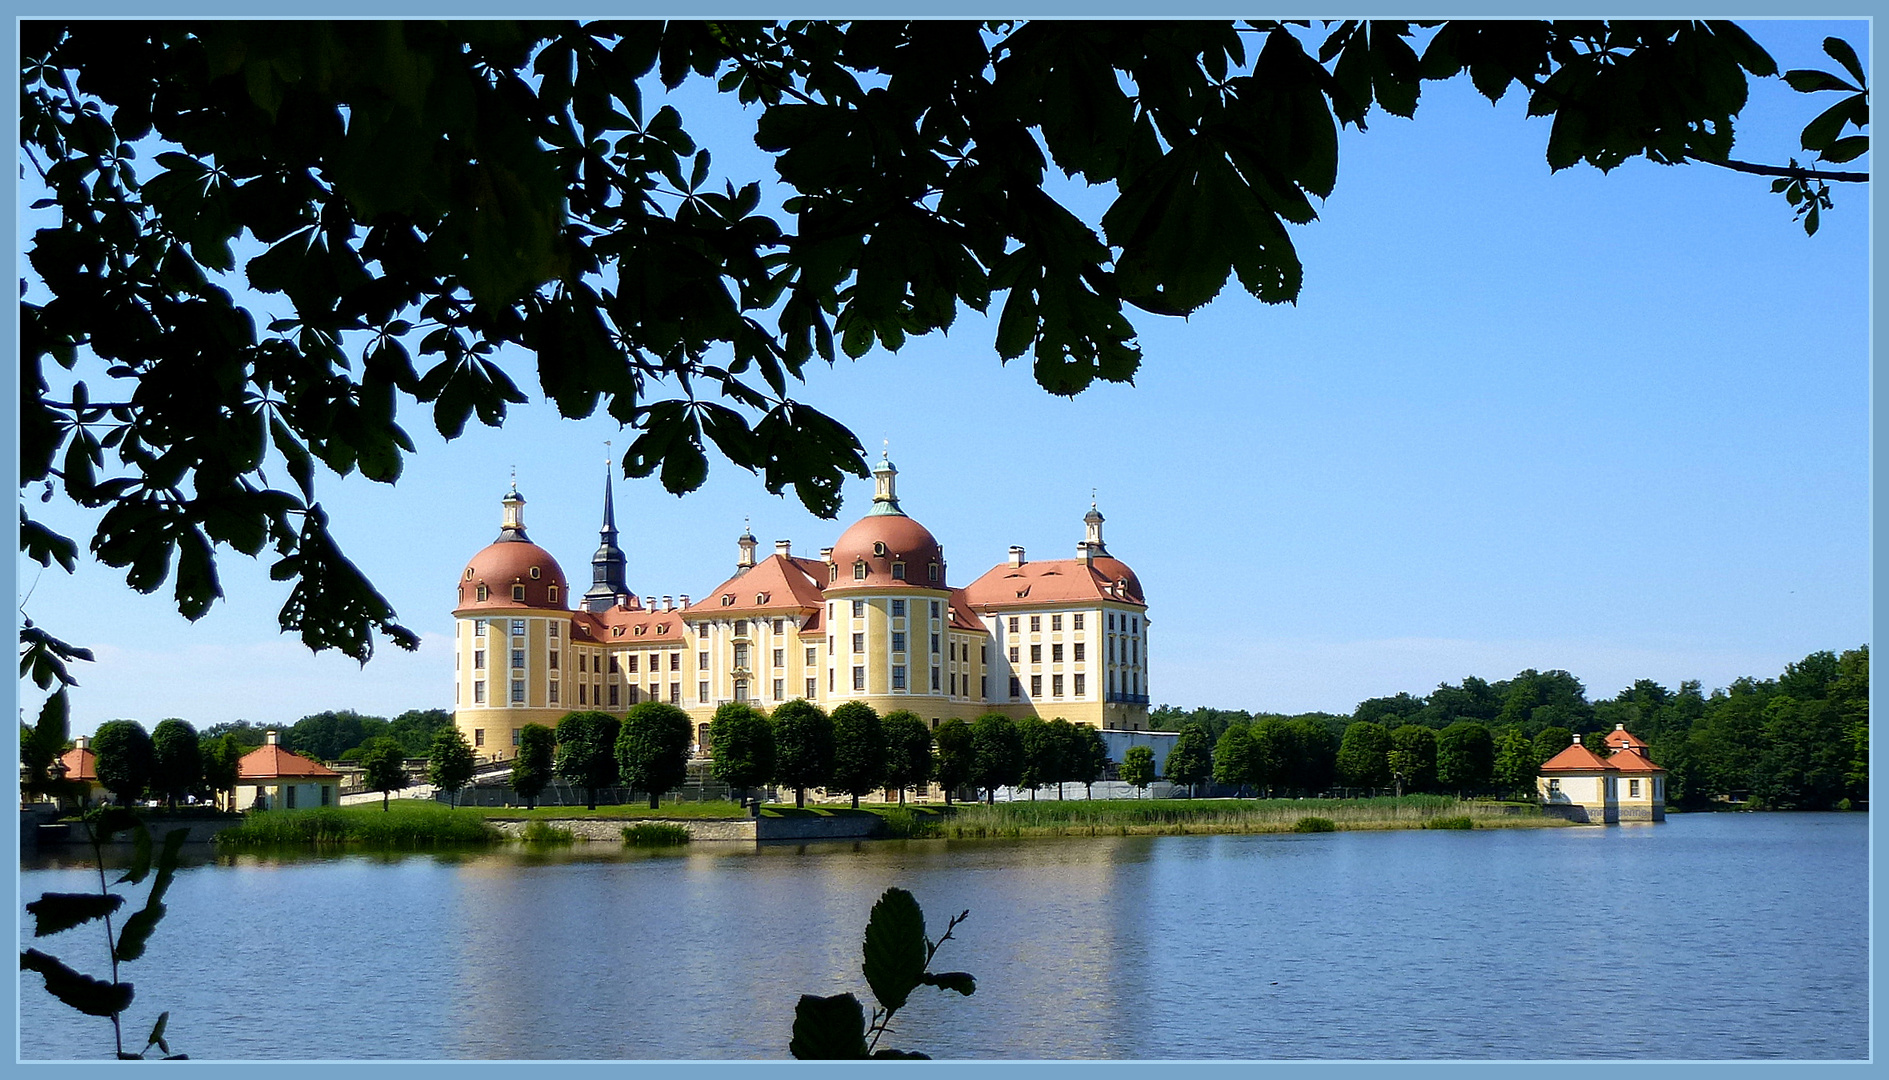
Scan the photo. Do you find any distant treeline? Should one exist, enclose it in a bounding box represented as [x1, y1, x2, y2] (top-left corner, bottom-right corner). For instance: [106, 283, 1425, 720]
[1149, 646, 1868, 810]
[201, 709, 454, 761]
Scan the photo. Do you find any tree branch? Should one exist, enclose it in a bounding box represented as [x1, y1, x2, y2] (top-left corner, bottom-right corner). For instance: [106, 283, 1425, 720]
[1691, 156, 1868, 183]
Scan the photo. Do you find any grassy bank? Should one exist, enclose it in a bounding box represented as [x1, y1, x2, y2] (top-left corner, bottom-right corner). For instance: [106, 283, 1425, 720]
[217, 802, 502, 846]
[899, 796, 1561, 839]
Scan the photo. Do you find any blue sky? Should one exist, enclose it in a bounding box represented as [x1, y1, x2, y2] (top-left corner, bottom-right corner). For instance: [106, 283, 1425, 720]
[16, 20, 1870, 735]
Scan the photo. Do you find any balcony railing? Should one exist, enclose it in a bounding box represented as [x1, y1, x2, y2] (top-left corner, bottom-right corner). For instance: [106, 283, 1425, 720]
[1106, 693, 1150, 704]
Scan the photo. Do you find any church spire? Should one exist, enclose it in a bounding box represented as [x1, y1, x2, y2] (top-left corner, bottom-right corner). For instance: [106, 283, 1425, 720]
[583, 459, 630, 612]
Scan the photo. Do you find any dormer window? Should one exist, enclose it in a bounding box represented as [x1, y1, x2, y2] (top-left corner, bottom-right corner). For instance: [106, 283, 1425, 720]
[891, 562, 906, 580]
[756, 593, 770, 604]
[634, 625, 646, 636]
[830, 564, 838, 583]
[547, 585, 559, 603]
[657, 623, 668, 634]
[873, 541, 887, 557]
[464, 568, 474, 580]
[476, 584, 489, 602]
[529, 567, 541, 579]
[854, 560, 867, 580]
[722, 594, 735, 606]
[512, 584, 526, 601]
[929, 563, 939, 582]
[613, 626, 625, 637]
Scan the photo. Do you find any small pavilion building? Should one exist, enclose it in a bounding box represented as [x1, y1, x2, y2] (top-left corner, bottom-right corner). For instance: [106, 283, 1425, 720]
[53, 734, 107, 807]
[1537, 725, 1666, 823]
[233, 731, 342, 811]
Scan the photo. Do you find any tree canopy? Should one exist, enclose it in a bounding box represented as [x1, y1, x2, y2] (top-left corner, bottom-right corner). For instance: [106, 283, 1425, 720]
[358, 735, 409, 810]
[149, 717, 202, 807]
[880, 709, 934, 805]
[707, 701, 775, 797]
[17, 20, 1868, 706]
[92, 719, 154, 803]
[770, 698, 833, 808]
[616, 701, 694, 809]
[828, 700, 887, 808]
[510, 723, 556, 809]
[553, 710, 621, 809]
[427, 725, 477, 807]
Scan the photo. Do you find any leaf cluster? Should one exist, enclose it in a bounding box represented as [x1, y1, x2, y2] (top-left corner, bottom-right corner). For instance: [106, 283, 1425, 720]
[789, 887, 974, 1059]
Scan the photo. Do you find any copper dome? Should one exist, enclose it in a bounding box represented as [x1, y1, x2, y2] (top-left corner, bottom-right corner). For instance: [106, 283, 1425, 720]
[456, 539, 570, 612]
[825, 513, 947, 591]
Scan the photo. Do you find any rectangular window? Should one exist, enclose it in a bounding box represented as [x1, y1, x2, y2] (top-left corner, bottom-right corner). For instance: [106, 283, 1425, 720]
[773, 618, 785, 634]
[1031, 645, 1043, 663]
[1630, 779, 1641, 797]
[608, 685, 619, 706]
[892, 665, 907, 690]
[1052, 614, 1062, 630]
[670, 653, 681, 671]
[951, 673, 958, 695]
[1030, 615, 1042, 632]
[607, 655, 620, 674]
[930, 633, 939, 654]
[1074, 673, 1086, 695]
[475, 619, 486, 637]
[321, 785, 331, 806]
[1132, 617, 1139, 632]
[931, 601, 940, 618]
[1108, 612, 1115, 630]
[853, 666, 866, 691]
[731, 619, 746, 635]
[1052, 644, 1064, 662]
[474, 680, 486, 703]
[772, 648, 784, 668]
[549, 681, 560, 703]
[511, 619, 526, 635]
[806, 646, 817, 665]
[550, 622, 560, 639]
[474, 729, 485, 747]
[670, 683, 682, 704]
[626, 686, 639, 704]
[699, 650, 711, 670]
[829, 669, 835, 691]
[626, 654, 639, 673]
[649, 683, 659, 702]
[474, 649, 486, 670]
[852, 633, 866, 654]
[1030, 675, 1043, 696]
[286, 785, 296, 809]
[892, 562, 906, 580]
[512, 649, 525, 670]
[1109, 638, 1116, 663]
[1052, 675, 1064, 696]
[512, 728, 522, 747]
[982, 676, 989, 698]
[852, 600, 866, 618]
[806, 677, 818, 698]
[511, 679, 524, 703]
[1548, 779, 1561, 795]
[700, 681, 710, 703]
[734, 643, 750, 668]
[892, 632, 906, 653]
[931, 667, 940, 691]
[1073, 613, 1084, 630]
[1009, 646, 1020, 663]
[549, 650, 559, 670]
[579, 683, 588, 705]
[891, 599, 906, 617]
[982, 645, 989, 664]
[734, 680, 748, 702]
[773, 679, 785, 701]
[1009, 676, 1022, 699]
[1008, 617, 1019, 633]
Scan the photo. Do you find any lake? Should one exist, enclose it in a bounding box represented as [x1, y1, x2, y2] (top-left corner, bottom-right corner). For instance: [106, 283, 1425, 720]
[17, 811, 1867, 1060]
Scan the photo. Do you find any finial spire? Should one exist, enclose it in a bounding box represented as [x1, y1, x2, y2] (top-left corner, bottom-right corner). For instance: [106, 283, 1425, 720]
[583, 461, 630, 612]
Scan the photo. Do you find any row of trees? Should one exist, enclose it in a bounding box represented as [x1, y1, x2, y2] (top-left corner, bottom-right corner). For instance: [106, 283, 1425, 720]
[1147, 646, 1869, 808]
[198, 709, 455, 761]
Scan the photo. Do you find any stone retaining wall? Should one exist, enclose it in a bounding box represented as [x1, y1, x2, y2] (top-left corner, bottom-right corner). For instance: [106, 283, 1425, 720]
[485, 814, 884, 842]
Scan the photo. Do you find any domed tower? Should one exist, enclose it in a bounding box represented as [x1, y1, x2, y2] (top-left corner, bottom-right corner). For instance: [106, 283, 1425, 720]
[452, 483, 573, 761]
[821, 452, 953, 706]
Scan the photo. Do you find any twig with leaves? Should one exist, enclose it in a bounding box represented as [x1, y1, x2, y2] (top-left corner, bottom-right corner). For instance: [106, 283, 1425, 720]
[788, 887, 976, 1060]
[20, 806, 189, 1060]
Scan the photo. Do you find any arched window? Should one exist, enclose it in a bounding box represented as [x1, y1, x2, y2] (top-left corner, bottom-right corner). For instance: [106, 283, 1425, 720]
[829, 564, 839, 583]
[464, 568, 473, 580]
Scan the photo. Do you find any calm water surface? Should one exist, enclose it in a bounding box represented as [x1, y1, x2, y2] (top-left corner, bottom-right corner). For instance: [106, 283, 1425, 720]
[18, 812, 1866, 1060]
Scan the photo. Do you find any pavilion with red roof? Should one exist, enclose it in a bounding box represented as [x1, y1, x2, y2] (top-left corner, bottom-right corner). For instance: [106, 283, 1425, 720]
[1538, 725, 1666, 823]
[233, 731, 341, 811]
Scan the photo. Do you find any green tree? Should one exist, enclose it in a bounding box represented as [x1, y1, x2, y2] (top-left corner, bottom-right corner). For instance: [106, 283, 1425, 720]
[1015, 716, 1063, 800]
[617, 701, 694, 809]
[20, 19, 1860, 682]
[1212, 723, 1255, 795]
[359, 736, 409, 811]
[1120, 745, 1157, 797]
[1532, 727, 1575, 768]
[510, 724, 556, 809]
[881, 710, 934, 805]
[427, 726, 477, 808]
[1387, 725, 1437, 797]
[1043, 719, 1083, 799]
[1336, 721, 1392, 790]
[708, 701, 776, 803]
[92, 721, 155, 805]
[969, 713, 1023, 805]
[1435, 720, 1495, 795]
[389, 708, 456, 757]
[285, 710, 388, 762]
[148, 718, 202, 809]
[1285, 716, 1339, 796]
[828, 701, 887, 809]
[771, 699, 835, 809]
[200, 721, 269, 749]
[1164, 723, 1214, 797]
[1492, 726, 1537, 798]
[1069, 725, 1110, 800]
[200, 732, 245, 810]
[554, 710, 622, 810]
[933, 719, 975, 806]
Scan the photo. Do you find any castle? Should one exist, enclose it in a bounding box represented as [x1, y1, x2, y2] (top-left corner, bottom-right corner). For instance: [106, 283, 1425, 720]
[450, 455, 1151, 759]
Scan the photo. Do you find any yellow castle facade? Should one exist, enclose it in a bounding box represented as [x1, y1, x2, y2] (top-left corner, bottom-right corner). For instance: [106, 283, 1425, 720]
[450, 457, 1151, 760]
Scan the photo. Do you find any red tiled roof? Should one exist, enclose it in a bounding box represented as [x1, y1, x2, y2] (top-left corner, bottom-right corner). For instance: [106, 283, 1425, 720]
[945, 588, 984, 631]
[960, 555, 1146, 609]
[1604, 747, 1665, 773]
[454, 539, 570, 613]
[237, 744, 342, 780]
[57, 746, 97, 782]
[689, 555, 829, 616]
[571, 606, 689, 645]
[823, 514, 947, 594]
[1540, 738, 1663, 773]
[1604, 726, 1649, 750]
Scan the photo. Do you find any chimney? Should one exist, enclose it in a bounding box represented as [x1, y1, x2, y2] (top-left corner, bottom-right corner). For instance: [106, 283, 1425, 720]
[1008, 545, 1025, 568]
[617, 592, 632, 610]
[662, 595, 674, 612]
[1078, 540, 1093, 566]
[679, 594, 690, 609]
[266, 730, 280, 746]
[775, 540, 792, 559]
[75, 734, 91, 751]
[820, 546, 834, 563]
[644, 596, 657, 611]
[1572, 734, 1582, 746]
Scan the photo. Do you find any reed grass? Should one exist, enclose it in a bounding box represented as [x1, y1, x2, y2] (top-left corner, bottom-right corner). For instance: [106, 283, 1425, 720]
[216, 802, 501, 847]
[521, 821, 576, 843]
[621, 823, 692, 846]
[929, 797, 1554, 838]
